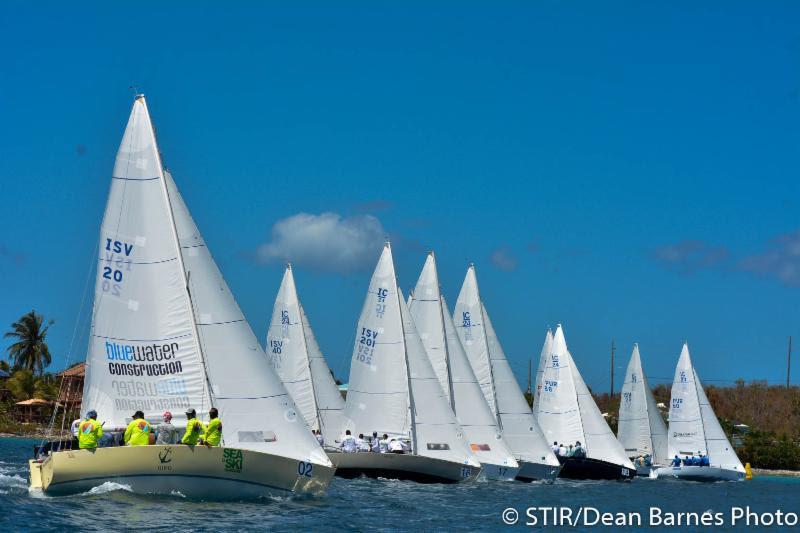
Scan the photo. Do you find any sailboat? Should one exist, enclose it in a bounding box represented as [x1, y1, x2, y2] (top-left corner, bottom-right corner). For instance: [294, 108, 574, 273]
[28, 95, 335, 498]
[533, 325, 635, 480]
[408, 253, 519, 480]
[266, 264, 347, 445]
[329, 243, 481, 483]
[453, 266, 561, 482]
[617, 344, 668, 475]
[653, 343, 745, 481]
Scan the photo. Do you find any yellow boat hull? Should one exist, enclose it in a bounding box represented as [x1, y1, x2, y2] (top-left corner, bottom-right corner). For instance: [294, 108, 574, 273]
[29, 445, 335, 499]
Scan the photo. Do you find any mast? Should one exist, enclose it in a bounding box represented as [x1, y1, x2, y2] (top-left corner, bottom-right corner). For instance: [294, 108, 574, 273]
[431, 252, 456, 412]
[391, 244, 418, 454]
[292, 263, 323, 433]
[144, 95, 215, 412]
[610, 339, 615, 397]
[472, 265, 502, 429]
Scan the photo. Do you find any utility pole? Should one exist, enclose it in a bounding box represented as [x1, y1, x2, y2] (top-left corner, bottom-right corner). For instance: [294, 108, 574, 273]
[610, 339, 615, 397]
[788, 336, 793, 388]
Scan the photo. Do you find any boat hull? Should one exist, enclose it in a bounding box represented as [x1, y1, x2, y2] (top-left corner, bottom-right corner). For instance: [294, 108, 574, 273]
[515, 460, 561, 483]
[327, 451, 480, 483]
[556, 456, 635, 481]
[479, 461, 520, 481]
[29, 445, 335, 499]
[653, 465, 744, 482]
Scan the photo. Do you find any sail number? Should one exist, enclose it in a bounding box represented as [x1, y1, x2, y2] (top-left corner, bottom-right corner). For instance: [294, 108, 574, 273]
[623, 392, 632, 404]
[297, 461, 313, 477]
[356, 328, 379, 365]
[672, 398, 683, 409]
[101, 239, 135, 296]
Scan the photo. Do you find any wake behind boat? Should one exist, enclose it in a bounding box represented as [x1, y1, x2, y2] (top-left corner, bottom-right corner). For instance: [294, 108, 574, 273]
[654, 343, 745, 482]
[533, 325, 635, 480]
[29, 96, 334, 499]
[329, 244, 481, 483]
[617, 344, 668, 476]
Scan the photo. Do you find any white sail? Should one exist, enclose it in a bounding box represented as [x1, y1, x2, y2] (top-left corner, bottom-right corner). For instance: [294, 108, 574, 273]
[538, 326, 633, 468]
[409, 253, 453, 406]
[300, 304, 347, 440]
[343, 243, 411, 438]
[409, 254, 517, 469]
[667, 344, 743, 471]
[453, 266, 558, 467]
[165, 171, 330, 466]
[82, 96, 210, 429]
[265, 265, 346, 443]
[531, 329, 553, 420]
[618, 344, 668, 465]
[399, 291, 479, 465]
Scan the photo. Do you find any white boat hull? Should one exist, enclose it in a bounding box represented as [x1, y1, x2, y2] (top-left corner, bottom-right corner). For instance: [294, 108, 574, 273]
[479, 461, 520, 481]
[515, 460, 561, 483]
[29, 445, 335, 499]
[653, 465, 745, 482]
[328, 451, 480, 483]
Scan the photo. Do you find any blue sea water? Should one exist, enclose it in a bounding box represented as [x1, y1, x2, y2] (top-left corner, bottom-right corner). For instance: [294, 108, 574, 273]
[1, 438, 798, 532]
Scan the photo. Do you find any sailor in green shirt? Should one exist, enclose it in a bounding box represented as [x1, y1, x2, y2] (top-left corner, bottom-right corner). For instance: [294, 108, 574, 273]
[182, 408, 205, 445]
[124, 411, 151, 446]
[203, 407, 222, 447]
[78, 410, 103, 449]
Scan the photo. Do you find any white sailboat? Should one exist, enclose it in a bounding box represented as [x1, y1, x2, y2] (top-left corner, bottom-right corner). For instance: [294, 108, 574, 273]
[617, 344, 668, 475]
[408, 253, 519, 481]
[266, 264, 347, 444]
[453, 266, 561, 482]
[534, 325, 635, 480]
[329, 243, 481, 483]
[654, 343, 745, 482]
[29, 96, 335, 498]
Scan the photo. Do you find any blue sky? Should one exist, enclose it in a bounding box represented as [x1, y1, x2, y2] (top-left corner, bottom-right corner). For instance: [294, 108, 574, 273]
[1, 2, 798, 392]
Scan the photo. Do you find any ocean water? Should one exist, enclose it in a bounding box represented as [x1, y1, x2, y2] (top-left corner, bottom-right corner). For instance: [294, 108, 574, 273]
[1, 438, 798, 532]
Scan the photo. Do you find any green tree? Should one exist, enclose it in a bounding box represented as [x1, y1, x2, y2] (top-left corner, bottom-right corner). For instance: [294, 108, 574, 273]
[6, 369, 36, 400]
[4, 310, 54, 375]
[0, 359, 10, 373]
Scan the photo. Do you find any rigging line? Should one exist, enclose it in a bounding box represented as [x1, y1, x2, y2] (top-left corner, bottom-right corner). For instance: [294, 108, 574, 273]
[44, 233, 99, 444]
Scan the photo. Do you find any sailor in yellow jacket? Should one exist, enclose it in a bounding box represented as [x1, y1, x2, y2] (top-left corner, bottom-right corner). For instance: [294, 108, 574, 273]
[78, 410, 103, 449]
[124, 411, 151, 446]
[182, 408, 205, 445]
[202, 407, 222, 447]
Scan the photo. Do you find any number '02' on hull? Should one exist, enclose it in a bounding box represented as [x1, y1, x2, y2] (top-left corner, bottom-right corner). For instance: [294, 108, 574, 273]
[29, 446, 335, 499]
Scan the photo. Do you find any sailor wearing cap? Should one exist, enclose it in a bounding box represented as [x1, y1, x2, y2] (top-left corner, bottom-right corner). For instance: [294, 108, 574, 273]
[156, 411, 179, 444]
[181, 408, 205, 445]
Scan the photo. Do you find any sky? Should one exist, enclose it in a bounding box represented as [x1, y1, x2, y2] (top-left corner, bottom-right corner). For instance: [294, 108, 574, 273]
[0, 2, 798, 393]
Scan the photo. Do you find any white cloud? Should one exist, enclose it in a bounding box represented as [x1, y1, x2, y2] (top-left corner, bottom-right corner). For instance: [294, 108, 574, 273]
[738, 229, 800, 287]
[256, 212, 386, 273]
[490, 246, 518, 272]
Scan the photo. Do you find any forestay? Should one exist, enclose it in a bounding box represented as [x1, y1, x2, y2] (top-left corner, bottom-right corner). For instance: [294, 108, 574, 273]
[343, 243, 411, 438]
[618, 344, 668, 465]
[166, 177, 329, 465]
[82, 96, 210, 429]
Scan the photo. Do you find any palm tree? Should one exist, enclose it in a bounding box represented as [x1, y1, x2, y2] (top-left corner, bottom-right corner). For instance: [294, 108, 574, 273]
[4, 310, 54, 375]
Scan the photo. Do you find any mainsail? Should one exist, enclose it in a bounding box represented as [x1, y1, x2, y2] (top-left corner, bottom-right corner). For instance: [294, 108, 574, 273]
[266, 265, 346, 442]
[344, 244, 477, 465]
[617, 344, 668, 465]
[453, 266, 558, 467]
[409, 254, 517, 468]
[536, 325, 633, 468]
[83, 96, 210, 429]
[667, 344, 743, 472]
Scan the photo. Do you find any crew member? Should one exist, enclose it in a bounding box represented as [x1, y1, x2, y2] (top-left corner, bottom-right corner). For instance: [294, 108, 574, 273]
[124, 411, 151, 446]
[379, 433, 390, 453]
[371, 431, 380, 453]
[203, 407, 222, 447]
[156, 411, 179, 445]
[388, 438, 404, 454]
[78, 410, 103, 450]
[356, 433, 370, 452]
[341, 430, 357, 452]
[182, 408, 205, 445]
